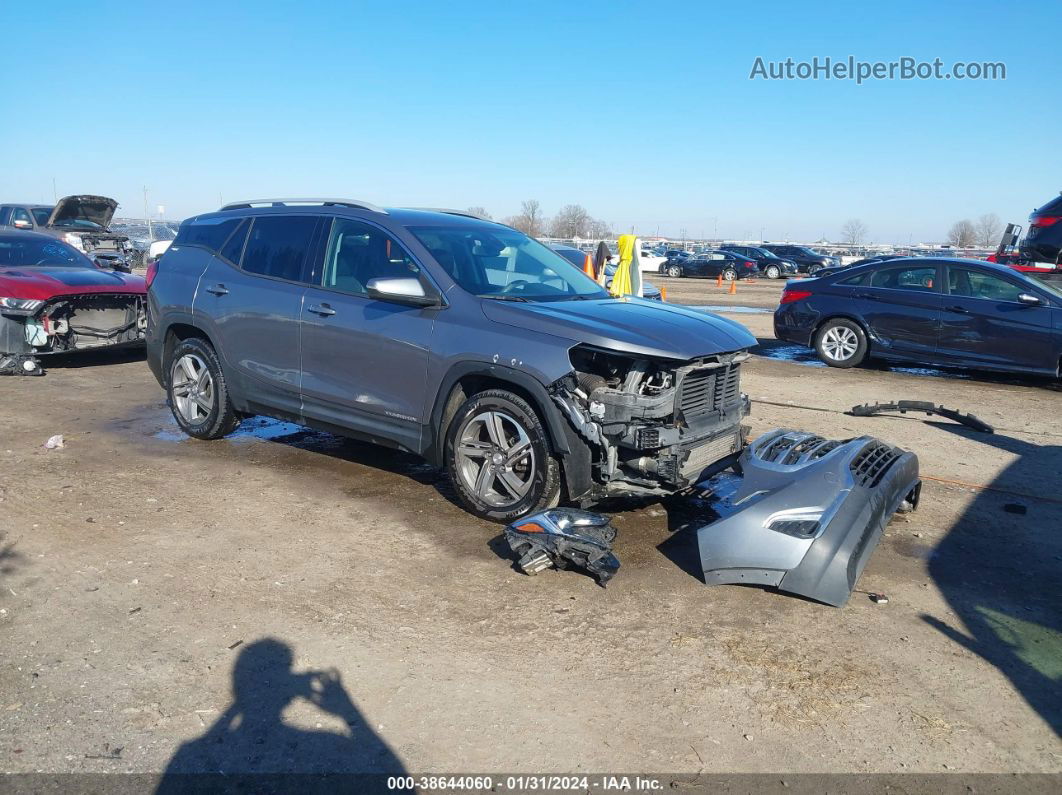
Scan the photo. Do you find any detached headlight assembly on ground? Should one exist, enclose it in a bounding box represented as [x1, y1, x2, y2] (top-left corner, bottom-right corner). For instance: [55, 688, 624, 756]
[0, 297, 44, 312]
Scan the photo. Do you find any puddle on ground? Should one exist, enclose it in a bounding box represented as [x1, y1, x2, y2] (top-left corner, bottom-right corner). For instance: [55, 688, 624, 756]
[753, 343, 828, 367]
[688, 305, 771, 314]
[155, 416, 338, 446]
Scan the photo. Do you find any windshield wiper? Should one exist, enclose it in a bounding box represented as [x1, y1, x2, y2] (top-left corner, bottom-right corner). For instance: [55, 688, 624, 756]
[477, 293, 529, 302]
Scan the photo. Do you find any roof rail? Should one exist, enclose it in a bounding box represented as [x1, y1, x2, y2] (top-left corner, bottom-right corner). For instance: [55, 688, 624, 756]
[407, 207, 492, 221]
[218, 198, 387, 214]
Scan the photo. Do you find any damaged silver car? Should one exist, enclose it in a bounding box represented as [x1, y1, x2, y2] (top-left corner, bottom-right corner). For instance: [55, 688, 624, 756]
[148, 201, 756, 520]
[0, 195, 136, 271]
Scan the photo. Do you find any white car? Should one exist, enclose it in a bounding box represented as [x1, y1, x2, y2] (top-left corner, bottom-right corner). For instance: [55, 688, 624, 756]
[638, 249, 667, 273]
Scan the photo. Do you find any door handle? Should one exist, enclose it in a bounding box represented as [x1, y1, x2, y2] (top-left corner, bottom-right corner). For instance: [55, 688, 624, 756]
[205, 283, 229, 296]
[945, 305, 970, 314]
[854, 292, 878, 300]
[307, 303, 336, 317]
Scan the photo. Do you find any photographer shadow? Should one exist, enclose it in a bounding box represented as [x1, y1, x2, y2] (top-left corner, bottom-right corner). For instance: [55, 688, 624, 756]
[157, 638, 407, 792]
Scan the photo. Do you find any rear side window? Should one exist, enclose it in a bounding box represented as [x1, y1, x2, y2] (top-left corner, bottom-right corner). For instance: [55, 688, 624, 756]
[217, 218, 250, 264]
[870, 265, 937, 292]
[241, 216, 318, 282]
[836, 272, 868, 286]
[174, 217, 244, 253]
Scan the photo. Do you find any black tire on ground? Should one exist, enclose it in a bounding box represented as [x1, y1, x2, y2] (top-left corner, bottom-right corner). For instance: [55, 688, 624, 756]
[764, 264, 781, 279]
[167, 337, 241, 440]
[445, 389, 562, 522]
[667, 264, 683, 278]
[814, 318, 868, 368]
[722, 267, 738, 281]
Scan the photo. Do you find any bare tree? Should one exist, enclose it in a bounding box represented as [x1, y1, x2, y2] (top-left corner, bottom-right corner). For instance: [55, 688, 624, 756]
[841, 218, 868, 245]
[549, 204, 592, 238]
[975, 213, 1003, 248]
[521, 200, 543, 237]
[587, 218, 612, 240]
[947, 219, 978, 248]
[465, 206, 491, 220]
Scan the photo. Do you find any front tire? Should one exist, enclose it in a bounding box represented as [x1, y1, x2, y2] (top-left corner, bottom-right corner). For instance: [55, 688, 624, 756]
[814, 319, 867, 368]
[167, 338, 240, 440]
[445, 389, 561, 522]
[764, 264, 781, 279]
[667, 264, 683, 278]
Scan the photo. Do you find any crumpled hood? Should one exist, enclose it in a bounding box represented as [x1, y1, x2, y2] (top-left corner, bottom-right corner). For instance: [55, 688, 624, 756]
[481, 297, 756, 360]
[0, 266, 146, 302]
[46, 195, 118, 229]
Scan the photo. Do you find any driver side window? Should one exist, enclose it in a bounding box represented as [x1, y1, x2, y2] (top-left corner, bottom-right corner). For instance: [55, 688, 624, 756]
[321, 219, 421, 297]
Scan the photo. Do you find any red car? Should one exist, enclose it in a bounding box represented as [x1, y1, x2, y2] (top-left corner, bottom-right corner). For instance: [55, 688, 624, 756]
[0, 229, 146, 367]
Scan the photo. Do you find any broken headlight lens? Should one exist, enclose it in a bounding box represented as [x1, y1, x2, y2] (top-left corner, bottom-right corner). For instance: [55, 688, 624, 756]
[0, 297, 44, 312]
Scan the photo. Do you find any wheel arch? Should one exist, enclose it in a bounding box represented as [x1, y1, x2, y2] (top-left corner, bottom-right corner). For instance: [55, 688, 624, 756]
[426, 363, 573, 468]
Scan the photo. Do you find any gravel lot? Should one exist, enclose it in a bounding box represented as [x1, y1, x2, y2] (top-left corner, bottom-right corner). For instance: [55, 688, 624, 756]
[1, 275, 1059, 780]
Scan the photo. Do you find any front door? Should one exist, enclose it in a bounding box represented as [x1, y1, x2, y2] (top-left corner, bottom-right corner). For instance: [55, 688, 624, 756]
[299, 217, 438, 453]
[938, 266, 1056, 371]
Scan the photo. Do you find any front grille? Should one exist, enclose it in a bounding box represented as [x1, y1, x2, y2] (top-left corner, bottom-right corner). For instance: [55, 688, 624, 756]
[850, 442, 901, 487]
[678, 364, 741, 421]
[755, 433, 842, 465]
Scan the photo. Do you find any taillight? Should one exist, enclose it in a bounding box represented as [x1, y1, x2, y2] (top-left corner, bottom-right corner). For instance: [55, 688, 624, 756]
[779, 289, 812, 304]
[1030, 215, 1062, 228]
[146, 260, 159, 288]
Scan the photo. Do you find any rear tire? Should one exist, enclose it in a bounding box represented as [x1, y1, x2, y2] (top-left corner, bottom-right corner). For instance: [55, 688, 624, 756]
[814, 319, 867, 368]
[167, 338, 240, 440]
[722, 267, 738, 281]
[445, 389, 561, 522]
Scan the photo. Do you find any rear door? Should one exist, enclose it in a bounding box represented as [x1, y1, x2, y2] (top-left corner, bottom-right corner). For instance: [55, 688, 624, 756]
[857, 262, 943, 358]
[299, 217, 439, 452]
[938, 265, 1056, 371]
[196, 214, 320, 417]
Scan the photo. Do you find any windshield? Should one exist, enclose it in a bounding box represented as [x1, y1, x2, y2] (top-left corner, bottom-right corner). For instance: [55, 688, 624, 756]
[0, 235, 94, 268]
[410, 225, 608, 300]
[52, 218, 103, 229]
[30, 208, 52, 225]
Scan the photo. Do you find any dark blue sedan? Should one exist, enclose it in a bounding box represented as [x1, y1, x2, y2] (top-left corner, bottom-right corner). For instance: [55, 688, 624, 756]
[774, 258, 1062, 376]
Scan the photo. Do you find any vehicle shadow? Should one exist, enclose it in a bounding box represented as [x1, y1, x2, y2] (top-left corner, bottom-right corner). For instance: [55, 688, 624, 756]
[156, 637, 407, 793]
[753, 335, 1061, 390]
[921, 423, 1062, 736]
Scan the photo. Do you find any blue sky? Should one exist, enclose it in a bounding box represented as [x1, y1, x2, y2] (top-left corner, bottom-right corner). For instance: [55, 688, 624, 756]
[2, 0, 1057, 242]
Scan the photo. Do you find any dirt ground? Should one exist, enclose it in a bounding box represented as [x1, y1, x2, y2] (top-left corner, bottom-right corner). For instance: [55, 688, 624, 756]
[1, 275, 1059, 779]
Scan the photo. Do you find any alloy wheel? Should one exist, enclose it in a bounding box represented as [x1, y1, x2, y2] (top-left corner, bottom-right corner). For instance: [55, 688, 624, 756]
[821, 326, 859, 361]
[171, 353, 215, 424]
[456, 411, 535, 508]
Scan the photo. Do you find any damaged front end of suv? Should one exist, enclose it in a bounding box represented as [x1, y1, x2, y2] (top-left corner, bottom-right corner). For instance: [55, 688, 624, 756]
[552, 344, 751, 500]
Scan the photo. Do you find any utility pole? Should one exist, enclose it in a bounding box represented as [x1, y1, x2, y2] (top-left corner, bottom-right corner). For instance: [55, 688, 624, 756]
[52, 177, 57, 202]
[143, 186, 154, 242]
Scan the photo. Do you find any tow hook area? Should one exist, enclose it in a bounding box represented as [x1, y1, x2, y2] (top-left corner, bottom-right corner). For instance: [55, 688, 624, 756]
[505, 509, 621, 587]
[697, 429, 920, 607]
[0, 354, 44, 376]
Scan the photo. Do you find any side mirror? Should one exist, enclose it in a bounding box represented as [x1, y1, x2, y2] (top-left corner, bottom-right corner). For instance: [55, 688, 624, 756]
[365, 276, 439, 307]
[12, 219, 32, 230]
[1017, 293, 1042, 306]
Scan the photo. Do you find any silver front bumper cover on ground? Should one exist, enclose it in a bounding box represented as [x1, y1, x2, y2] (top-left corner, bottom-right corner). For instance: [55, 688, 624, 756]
[697, 429, 921, 606]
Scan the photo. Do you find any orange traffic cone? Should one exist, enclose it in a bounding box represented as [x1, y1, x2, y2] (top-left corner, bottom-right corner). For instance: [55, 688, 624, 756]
[716, 273, 723, 288]
[660, 286, 667, 302]
[728, 279, 737, 295]
[582, 253, 595, 280]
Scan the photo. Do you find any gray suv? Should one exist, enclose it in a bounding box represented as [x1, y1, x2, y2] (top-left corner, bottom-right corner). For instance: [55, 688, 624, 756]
[147, 199, 755, 521]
